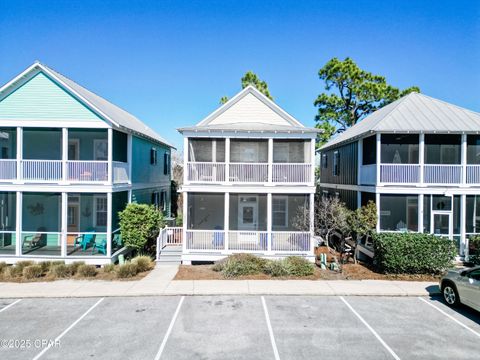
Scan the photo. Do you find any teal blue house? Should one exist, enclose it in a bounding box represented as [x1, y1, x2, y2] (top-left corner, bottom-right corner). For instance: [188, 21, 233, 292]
[0, 62, 174, 264]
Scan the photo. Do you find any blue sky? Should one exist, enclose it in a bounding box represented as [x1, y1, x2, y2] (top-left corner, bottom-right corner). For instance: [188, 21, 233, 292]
[1, 0, 479, 149]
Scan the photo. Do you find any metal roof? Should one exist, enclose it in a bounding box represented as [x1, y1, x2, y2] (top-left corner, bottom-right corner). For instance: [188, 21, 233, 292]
[0, 62, 174, 148]
[322, 92, 480, 150]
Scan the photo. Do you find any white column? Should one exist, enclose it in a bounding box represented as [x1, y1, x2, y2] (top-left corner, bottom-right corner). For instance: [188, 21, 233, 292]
[182, 191, 188, 254]
[461, 133, 467, 185]
[376, 133, 381, 185]
[128, 190, 132, 203]
[15, 191, 22, 256]
[357, 138, 363, 186]
[357, 191, 362, 209]
[309, 193, 315, 255]
[419, 133, 425, 185]
[460, 194, 466, 257]
[224, 192, 229, 252]
[268, 138, 273, 184]
[310, 138, 316, 185]
[61, 192, 68, 257]
[16, 127, 22, 181]
[127, 133, 133, 184]
[183, 137, 189, 185]
[225, 138, 230, 183]
[418, 194, 424, 233]
[267, 193, 272, 253]
[375, 192, 381, 232]
[107, 128, 113, 184]
[107, 192, 112, 257]
[62, 128, 68, 183]
[212, 140, 217, 181]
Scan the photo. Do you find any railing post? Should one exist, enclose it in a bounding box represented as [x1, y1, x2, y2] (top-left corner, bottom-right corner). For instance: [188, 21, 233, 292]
[16, 127, 22, 181]
[461, 133, 467, 185]
[419, 133, 425, 185]
[224, 192, 229, 252]
[62, 128, 68, 183]
[225, 138, 230, 183]
[376, 133, 381, 185]
[107, 128, 113, 185]
[268, 138, 273, 184]
[267, 193, 272, 253]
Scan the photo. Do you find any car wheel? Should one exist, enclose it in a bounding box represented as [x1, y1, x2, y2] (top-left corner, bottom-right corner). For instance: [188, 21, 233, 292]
[442, 283, 460, 306]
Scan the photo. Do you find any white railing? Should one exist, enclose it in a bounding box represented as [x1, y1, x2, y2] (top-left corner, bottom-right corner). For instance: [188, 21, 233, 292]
[228, 231, 268, 251]
[165, 227, 183, 246]
[186, 230, 225, 251]
[360, 164, 376, 185]
[272, 163, 312, 183]
[424, 164, 462, 184]
[467, 165, 480, 184]
[0, 159, 17, 180]
[187, 162, 225, 182]
[271, 231, 311, 252]
[113, 161, 129, 183]
[229, 163, 268, 182]
[380, 164, 420, 183]
[67, 161, 108, 182]
[21, 160, 63, 181]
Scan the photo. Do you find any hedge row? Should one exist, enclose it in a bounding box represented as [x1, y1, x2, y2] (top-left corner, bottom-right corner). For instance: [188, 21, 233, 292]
[373, 232, 456, 274]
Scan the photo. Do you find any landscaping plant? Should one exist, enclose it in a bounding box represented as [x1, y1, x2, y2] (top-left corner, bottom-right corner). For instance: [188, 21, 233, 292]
[119, 203, 164, 253]
[132, 255, 154, 273]
[373, 233, 457, 274]
[116, 262, 139, 278]
[22, 264, 43, 279]
[77, 264, 98, 278]
[468, 235, 480, 265]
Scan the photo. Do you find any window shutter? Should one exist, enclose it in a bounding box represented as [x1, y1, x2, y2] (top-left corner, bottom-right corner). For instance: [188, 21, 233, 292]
[164, 153, 170, 175]
[151, 148, 157, 165]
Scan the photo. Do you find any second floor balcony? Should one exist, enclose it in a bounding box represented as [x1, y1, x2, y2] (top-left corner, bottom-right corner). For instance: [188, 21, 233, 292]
[0, 127, 130, 184]
[359, 133, 480, 186]
[185, 138, 314, 185]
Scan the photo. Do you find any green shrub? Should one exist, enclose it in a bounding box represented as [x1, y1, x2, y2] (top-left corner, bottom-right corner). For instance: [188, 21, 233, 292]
[22, 264, 43, 279]
[373, 233, 456, 274]
[132, 256, 153, 273]
[264, 260, 290, 277]
[0, 262, 7, 274]
[116, 263, 139, 278]
[119, 203, 164, 251]
[77, 264, 97, 278]
[284, 256, 315, 276]
[216, 253, 267, 278]
[103, 263, 116, 273]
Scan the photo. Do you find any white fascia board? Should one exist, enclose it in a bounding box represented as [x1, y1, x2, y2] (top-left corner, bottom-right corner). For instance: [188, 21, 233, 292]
[180, 185, 316, 194]
[0, 183, 114, 193]
[181, 130, 316, 139]
[320, 182, 480, 195]
[0, 119, 109, 129]
[0, 63, 40, 96]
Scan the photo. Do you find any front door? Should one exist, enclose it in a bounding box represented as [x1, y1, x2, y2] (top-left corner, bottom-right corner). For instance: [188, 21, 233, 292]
[238, 196, 258, 230]
[431, 212, 452, 239]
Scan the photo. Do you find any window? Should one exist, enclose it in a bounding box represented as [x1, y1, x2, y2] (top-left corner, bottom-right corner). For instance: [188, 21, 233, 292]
[380, 194, 418, 231]
[94, 196, 108, 227]
[150, 148, 157, 165]
[161, 190, 167, 212]
[333, 151, 340, 176]
[321, 154, 328, 169]
[152, 191, 160, 208]
[164, 153, 170, 175]
[272, 196, 287, 227]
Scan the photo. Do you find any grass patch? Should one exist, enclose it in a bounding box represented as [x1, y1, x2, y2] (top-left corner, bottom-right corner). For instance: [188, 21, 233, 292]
[22, 265, 43, 279]
[77, 264, 97, 278]
[116, 263, 139, 278]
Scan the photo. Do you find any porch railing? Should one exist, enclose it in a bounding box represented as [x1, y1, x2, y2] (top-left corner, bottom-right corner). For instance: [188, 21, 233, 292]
[21, 160, 63, 181]
[466, 165, 480, 184]
[271, 231, 311, 252]
[187, 162, 225, 182]
[113, 161, 129, 183]
[380, 164, 420, 183]
[424, 164, 462, 184]
[0, 159, 17, 180]
[186, 230, 225, 251]
[228, 231, 268, 251]
[272, 163, 311, 183]
[67, 161, 108, 182]
[229, 163, 268, 182]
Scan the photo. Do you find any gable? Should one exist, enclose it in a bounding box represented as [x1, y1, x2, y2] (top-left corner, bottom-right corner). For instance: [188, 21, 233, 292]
[0, 71, 103, 122]
[206, 92, 296, 127]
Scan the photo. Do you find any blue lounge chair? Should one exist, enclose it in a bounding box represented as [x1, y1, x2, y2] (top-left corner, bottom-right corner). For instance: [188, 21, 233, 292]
[92, 238, 107, 255]
[74, 232, 95, 251]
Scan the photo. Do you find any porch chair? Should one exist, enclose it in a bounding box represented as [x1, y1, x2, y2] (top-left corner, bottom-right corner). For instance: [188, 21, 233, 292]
[212, 225, 224, 248]
[23, 227, 47, 249]
[74, 231, 96, 251]
[92, 238, 107, 255]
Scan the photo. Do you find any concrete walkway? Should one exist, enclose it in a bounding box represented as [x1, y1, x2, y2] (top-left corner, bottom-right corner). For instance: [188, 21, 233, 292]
[0, 265, 440, 298]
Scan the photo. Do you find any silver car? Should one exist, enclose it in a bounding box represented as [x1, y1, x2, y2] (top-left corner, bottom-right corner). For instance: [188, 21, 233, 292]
[440, 266, 480, 312]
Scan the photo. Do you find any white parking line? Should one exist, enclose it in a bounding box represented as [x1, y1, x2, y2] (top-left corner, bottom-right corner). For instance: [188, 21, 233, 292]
[154, 296, 185, 360]
[339, 296, 401, 360]
[0, 299, 21, 313]
[261, 296, 280, 360]
[32, 298, 104, 360]
[418, 297, 480, 338]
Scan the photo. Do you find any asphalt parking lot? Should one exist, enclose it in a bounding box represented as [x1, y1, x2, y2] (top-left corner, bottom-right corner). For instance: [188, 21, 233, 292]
[0, 295, 479, 360]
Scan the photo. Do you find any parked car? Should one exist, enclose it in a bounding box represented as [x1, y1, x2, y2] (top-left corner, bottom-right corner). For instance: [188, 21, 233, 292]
[440, 266, 480, 312]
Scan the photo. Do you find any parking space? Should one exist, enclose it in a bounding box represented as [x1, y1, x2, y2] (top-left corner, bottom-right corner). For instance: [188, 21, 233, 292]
[0, 295, 478, 360]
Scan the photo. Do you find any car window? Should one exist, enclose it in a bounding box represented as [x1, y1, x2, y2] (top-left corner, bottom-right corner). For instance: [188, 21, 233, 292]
[469, 270, 480, 281]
